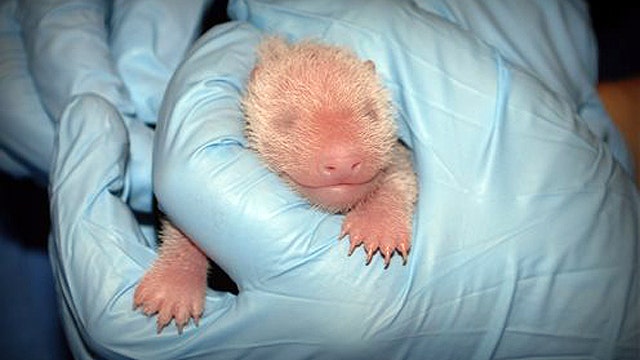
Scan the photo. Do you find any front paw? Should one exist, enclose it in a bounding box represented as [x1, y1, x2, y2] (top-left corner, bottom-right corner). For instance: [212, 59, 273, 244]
[341, 205, 412, 266]
[134, 262, 207, 334]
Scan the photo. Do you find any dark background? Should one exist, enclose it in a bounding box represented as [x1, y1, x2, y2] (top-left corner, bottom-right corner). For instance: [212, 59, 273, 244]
[1, 1, 637, 359]
[588, 2, 640, 81]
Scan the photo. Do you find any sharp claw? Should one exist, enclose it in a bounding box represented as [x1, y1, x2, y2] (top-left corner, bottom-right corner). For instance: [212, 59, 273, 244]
[156, 321, 165, 334]
[348, 241, 357, 256]
[348, 235, 362, 256]
[339, 227, 348, 240]
[191, 305, 202, 328]
[365, 246, 375, 265]
[398, 243, 409, 265]
[383, 248, 392, 267]
[176, 322, 185, 335]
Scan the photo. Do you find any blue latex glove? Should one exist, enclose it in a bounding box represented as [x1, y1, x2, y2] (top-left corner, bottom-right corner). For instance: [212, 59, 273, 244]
[48, 1, 639, 359]
[2, 0, 209, 210]
[0, 0, 55, 183]
[230, 0, 634, 177]
[411, 0, 634, 176]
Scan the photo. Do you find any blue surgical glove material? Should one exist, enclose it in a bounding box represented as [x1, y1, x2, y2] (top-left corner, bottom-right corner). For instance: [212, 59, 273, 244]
[413, 0, 634, 176]
[46, 0, 640, 359]
[2, 0, 209, 211]
[0, 0, 55, 183]
[110, 0, 210, 125]
[0, 0, 207, 358]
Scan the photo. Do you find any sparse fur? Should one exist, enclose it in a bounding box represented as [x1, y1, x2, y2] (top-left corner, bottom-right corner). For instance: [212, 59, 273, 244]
[243, 38, 397, 210]
[245, 36, 417, 264]
[134, 37, 418, 334]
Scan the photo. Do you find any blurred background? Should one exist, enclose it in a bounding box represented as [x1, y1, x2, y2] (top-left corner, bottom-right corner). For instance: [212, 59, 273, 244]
[0, 1, 637, 359]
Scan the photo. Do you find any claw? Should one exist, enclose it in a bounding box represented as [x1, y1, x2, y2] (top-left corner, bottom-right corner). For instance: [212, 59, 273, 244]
[365, 246, 375, 265]
[176, 321, 185, 335]
[156, 321, 166, 334]
[144, 305, 157, 316]
[382, 246, 393, 267]
[348, 241, 357, 256]
[348, 235, 362, 256]
[398, 243, 409, 265]
[339, 226, 349, 240]
[155, 307, 173, 334]
[191, 304, 202, 328]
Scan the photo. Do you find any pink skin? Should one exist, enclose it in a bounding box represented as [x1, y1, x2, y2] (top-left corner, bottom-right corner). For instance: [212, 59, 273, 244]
[133, 219, 208, 334]
[244, 38, 418, 264]
[274, 112, 417, 264]
[281, 111, 384, 210]
[339, 143, 417, 264]
[134, 37, 418, 333]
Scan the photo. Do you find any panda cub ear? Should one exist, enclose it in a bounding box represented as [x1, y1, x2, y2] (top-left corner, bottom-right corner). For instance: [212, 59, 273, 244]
[257, 36, 291, 63]
[251, 36, 292, 81]
[363, 60, 376, 72]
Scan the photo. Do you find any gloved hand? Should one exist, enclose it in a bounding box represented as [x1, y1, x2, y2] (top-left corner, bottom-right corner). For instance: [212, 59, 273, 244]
[0, 0, 55, 183]
[48, 0, 639, 359]
[2, 0, 209, 210]
[2, 0, 207, 358]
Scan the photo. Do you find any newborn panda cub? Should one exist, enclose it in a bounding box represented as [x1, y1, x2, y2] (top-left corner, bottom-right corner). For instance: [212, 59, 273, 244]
[134, 37, 418, 333]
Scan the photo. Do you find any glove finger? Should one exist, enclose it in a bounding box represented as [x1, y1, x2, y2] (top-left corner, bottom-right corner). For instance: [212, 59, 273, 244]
[49, 94, 160, 356]
[18, 0, 134, 120]
[110, 0, 211, 124]
[0, 0, 54, 181]
[153, 22, 347, 287]
[122, 115, 154, 212]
